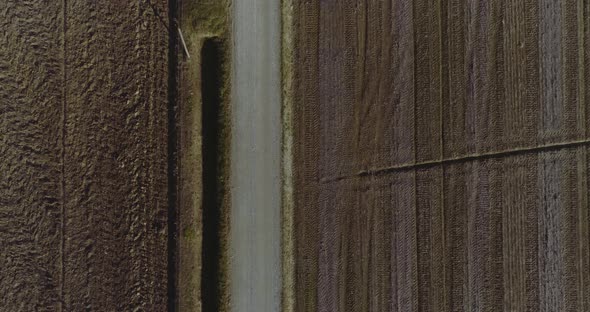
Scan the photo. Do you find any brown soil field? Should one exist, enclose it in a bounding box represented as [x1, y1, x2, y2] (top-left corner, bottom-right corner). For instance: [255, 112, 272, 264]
[1, 1, 170, 310]
[0, 0, 232, 310]
[290, 1, 590, 311]
[4, 1, 590, 311]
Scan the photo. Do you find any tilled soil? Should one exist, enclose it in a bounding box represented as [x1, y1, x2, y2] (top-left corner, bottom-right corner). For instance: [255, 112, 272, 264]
[0, 1, 170, 310]
[291, 1, 590, 311]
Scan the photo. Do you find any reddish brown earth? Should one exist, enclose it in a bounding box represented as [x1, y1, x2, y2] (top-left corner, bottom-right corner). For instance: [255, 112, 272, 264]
[291, 1, 590, 311]
[0, 1, 170, 310]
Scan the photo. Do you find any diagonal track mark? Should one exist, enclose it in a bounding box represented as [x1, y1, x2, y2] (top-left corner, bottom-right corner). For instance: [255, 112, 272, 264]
[321, 138, 590, 183]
